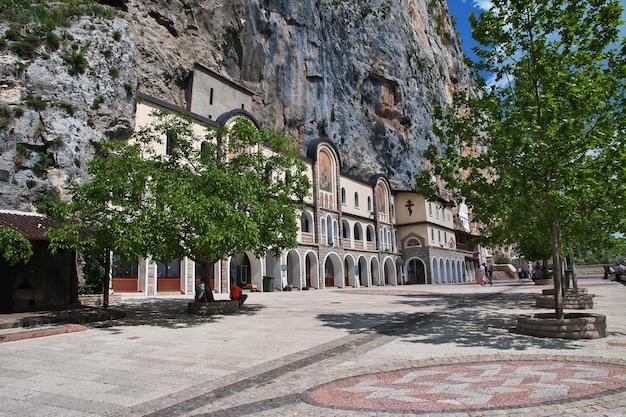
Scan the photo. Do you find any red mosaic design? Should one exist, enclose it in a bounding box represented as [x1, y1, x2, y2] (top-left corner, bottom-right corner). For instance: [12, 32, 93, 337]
[307, 360, 626, 412]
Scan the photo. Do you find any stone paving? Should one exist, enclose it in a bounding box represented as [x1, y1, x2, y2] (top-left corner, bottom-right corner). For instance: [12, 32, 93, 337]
[1, 278, 626, 416]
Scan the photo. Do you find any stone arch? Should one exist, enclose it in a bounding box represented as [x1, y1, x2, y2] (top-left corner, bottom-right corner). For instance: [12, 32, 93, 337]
[343, 254, 356, 287]
[229, 252, 262, 289]
[382, 256, 397, 285]
[370, 257, 381, 286]
[357, 255, 369, 287]
[323, 252, 343, 288]
[286, 250, 301, 288]
[406, 257, 427, 284]
[304, 250, 319, 289]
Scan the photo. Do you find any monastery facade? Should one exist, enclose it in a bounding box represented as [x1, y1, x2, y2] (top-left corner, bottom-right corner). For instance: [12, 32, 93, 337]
[111, 67, 483, 296]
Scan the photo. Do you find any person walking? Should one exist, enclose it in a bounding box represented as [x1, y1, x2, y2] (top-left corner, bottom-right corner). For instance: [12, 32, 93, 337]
[477, 263, 488, 286]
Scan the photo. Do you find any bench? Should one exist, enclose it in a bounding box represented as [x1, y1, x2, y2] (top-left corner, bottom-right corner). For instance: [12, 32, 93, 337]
[245, 284, 261, 292]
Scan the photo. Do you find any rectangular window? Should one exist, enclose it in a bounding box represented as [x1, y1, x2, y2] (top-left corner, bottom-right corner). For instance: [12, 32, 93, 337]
[209, 88, 214, 105]
[157, 259, 180, 278]
[112, 254, 138, 278]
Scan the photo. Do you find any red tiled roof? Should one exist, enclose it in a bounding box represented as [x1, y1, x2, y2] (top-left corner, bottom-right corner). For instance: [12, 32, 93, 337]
[0, 210, 59, 241]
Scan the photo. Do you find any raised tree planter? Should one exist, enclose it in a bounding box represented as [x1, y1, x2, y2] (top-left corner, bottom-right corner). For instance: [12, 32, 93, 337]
[533, 278, 554, 286]
[187, 300, 239, 315]
[79, 294, 122, 307]
[515, 312, 606, 339]
[542, 288, 588, 296]
[535, 293, 594, 309]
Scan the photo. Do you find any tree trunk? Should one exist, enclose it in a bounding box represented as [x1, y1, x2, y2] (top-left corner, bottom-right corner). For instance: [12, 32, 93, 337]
[202, 260, 215, 302]
[550, 220, 564, 319]
[570, 250, 578, 289]
[102, 252, 110, 309]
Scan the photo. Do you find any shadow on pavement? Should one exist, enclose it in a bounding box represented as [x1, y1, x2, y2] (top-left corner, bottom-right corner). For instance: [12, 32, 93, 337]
[316, 292, 581, 351]
[91, 297, 263, 329]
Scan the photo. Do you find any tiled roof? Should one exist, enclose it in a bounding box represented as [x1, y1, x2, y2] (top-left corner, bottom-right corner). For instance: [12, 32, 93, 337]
[0, 210, 59, 241]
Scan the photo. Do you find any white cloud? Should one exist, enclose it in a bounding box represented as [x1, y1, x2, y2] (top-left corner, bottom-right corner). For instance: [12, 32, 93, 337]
[473, 0, 492, 10]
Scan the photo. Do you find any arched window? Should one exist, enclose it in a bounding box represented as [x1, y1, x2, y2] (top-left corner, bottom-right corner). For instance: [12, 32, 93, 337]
[342, 219, 350, 239]
[354, 192, 359, 208]
[300, 213, 310, 233]
[366, 227, 373, 242]
[326, 215, 333, 246]
[367, 196, 372, 211]
[341, 187, 346, 205]
[354, 223, 362, 240]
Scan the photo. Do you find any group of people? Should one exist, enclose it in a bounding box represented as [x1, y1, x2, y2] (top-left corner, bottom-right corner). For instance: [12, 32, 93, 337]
[604, 263, 625, 282]
[477, 263, 494, 286]
[195, 282, 248, 306]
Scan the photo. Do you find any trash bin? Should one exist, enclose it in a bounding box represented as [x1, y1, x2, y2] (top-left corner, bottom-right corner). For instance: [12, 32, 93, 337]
[262, 276, 274, 292]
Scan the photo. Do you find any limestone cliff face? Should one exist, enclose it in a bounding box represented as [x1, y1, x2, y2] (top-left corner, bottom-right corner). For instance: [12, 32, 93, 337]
[0, 0, 473, 210]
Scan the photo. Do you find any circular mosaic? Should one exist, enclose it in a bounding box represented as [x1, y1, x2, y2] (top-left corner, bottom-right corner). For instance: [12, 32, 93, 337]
[307, 360, 626, 412]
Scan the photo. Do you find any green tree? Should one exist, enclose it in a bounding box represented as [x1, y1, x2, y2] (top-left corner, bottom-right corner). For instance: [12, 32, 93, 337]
[0, 225, 33, 266]
[48, 111, 310, 305]
[416, 0, 625, 319]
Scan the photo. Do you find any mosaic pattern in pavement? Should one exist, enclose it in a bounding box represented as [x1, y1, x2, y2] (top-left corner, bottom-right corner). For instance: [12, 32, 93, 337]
[307, 360, 626, 412]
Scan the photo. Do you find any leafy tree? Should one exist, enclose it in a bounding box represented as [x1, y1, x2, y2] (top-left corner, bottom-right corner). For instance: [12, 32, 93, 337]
[48, 111, 310, 305]
[416, 0, 626, 318]
[0, 225, 33, 266]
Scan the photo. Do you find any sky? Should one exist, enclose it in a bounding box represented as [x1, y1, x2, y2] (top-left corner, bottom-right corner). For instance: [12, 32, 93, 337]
[447, 0, 626, 61]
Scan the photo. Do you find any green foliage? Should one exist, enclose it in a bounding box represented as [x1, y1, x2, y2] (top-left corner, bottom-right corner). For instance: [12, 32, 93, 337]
[63, 44, 88, 75]
[111, 30, 121, 41]
[25, 94, 47, 111]
[417, 0, 626, 315]
[46, 31, 61, 50]
[0, 103, 12, 128]
[493, 252, 511, 265]
[15, 143, 30, 157]
[91, 95, 104, 109]
[0, 225, 33, 266]
[48, 111, 311, 270]
[3, 27, 21, 41]
[0, 0, 115, 31]
[34, 187, 60, 215]
[58, 101, 75, 116]
[10, 40, 37, 58]
[32, 151, 54, 174]
[80, 254, 105, 294]
[108, 66, 119, 78]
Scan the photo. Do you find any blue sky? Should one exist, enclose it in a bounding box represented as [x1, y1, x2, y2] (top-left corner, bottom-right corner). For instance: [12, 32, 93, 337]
[447, 0, 626, 60]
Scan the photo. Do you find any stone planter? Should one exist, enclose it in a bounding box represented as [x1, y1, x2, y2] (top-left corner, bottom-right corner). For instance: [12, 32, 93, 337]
[533, 278, 554, 286]
[79, 294, 121, 307]
[515, 312, 606, 339]
[187, 300, 239, 315]
[542, 288, 588, 296]
[535, 293, 594, 309]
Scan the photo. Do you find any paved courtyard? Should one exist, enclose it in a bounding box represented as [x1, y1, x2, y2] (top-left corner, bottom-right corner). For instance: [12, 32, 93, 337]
[1, 278, 626, 416]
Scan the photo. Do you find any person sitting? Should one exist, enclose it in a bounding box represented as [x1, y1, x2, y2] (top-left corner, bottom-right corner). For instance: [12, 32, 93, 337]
[616, 263, 625, 282]
[230, 285, 248, 307]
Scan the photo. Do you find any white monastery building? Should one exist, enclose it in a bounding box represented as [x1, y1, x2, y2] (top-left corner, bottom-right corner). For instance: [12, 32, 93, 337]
[111, 67, 483, 296]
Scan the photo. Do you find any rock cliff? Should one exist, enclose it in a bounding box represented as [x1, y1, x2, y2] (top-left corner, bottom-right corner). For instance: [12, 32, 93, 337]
[0, 0, 473, 211]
